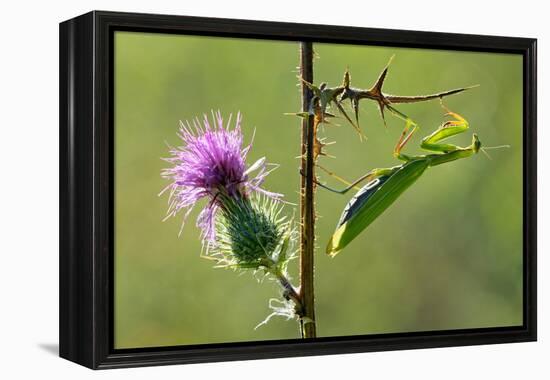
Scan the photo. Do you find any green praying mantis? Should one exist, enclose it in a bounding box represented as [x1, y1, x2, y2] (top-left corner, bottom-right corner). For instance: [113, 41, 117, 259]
[317, 105, 484, 257]
[291, 56, 508, 257]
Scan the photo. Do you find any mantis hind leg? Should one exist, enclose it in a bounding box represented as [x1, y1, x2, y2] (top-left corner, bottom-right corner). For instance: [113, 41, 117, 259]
[315, 164, 396, 195]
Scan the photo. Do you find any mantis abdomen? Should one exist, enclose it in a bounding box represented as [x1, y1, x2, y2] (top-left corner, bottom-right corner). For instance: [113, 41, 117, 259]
[327, 159, 429, 257]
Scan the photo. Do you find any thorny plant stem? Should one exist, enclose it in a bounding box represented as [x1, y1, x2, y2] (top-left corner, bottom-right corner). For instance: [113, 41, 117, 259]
[299, 42, 317, 339]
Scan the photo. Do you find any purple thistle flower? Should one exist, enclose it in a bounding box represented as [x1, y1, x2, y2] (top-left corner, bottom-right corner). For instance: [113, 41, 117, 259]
[160, 111, 281, 242]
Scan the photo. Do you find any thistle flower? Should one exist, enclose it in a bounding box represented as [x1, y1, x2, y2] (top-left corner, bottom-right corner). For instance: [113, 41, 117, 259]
[160, 111, 281, 242]
[160, 111, 301, 328]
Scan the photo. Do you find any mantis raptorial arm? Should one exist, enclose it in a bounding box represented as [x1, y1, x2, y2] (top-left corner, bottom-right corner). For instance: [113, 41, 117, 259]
[420, 109, 470, 153]
[394, 117, 419, 160]
[393, 104, 481, 164]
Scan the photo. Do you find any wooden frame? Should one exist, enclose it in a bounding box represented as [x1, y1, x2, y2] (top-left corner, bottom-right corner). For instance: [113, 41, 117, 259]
[59, 10, 537, 369]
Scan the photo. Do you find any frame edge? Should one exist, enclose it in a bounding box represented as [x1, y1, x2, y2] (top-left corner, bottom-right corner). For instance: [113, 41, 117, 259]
[59, 11, 97, 369]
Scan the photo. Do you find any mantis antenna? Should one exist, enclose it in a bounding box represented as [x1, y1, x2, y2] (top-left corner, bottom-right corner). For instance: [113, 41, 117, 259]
[480, 145, 511, 160]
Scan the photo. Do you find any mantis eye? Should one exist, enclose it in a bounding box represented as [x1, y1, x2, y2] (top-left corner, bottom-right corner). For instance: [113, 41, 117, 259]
[472, 133, 481, 153]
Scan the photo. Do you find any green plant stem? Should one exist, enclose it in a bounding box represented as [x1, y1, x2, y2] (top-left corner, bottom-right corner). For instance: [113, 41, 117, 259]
[269, 266, 303, 314]
[299, 41, 317, 339]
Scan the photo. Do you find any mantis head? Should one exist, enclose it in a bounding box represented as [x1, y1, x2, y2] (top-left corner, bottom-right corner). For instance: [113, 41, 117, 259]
[472, 133, 481, 153]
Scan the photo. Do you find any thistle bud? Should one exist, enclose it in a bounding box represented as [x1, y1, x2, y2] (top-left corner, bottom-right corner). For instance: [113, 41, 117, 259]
[212, 193, 293, 270]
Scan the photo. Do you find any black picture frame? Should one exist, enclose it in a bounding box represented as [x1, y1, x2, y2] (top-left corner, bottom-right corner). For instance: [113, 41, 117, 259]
[59, 10, 537, 369]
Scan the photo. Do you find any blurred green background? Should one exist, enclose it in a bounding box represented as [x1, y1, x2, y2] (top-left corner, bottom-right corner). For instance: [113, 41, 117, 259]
[114, 32, 523, 349]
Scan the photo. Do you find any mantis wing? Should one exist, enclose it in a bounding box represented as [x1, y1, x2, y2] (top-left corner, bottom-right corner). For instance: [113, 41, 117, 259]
[327, 159, 429, 257]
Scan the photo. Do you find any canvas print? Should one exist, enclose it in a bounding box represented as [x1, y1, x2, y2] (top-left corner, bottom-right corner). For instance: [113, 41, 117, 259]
[114, 32, 523, 348]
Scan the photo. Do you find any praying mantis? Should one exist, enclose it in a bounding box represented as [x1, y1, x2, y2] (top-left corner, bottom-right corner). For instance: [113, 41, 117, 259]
[317, 106, 483, 257]
[292, 56, 506, 257]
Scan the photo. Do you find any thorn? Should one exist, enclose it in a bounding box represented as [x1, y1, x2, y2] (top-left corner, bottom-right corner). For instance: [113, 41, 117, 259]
[371, 55, 394, 94]
[335, 100, 364, 139]
[353, 98, 360, 128]
[343, 67, 351, 88]
[284, 112, 311, 118]
[378, 102, 387, 127]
